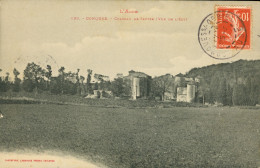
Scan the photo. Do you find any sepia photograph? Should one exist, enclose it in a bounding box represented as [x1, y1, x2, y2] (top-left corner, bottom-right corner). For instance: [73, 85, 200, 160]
[0, 0, 260, 167]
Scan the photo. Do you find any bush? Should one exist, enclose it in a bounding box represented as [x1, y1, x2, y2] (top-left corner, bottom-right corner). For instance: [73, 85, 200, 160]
[0, 81, 8, 92]
[22, 79, 34, 92]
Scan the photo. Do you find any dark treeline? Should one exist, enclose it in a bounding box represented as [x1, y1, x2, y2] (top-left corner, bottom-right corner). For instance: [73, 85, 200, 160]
[0, 59, 260, 106]
[0, 62, 111, 96]
[187, 59, 260, 106]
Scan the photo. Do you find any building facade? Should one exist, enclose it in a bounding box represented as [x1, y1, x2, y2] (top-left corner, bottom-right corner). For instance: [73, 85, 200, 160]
[176, 84, 196, 103]
[123, 70, 152, 100]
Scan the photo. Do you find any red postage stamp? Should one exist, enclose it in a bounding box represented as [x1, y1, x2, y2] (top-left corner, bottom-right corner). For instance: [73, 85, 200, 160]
[215, 6, 251, 50]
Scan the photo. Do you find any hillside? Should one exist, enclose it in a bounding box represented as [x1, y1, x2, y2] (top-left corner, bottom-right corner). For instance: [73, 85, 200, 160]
[186, 59, 260, 105]
[186, 59, 260, 84]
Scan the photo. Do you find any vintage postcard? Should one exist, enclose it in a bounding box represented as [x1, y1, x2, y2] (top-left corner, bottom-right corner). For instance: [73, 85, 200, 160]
[0, 1, 260, 168]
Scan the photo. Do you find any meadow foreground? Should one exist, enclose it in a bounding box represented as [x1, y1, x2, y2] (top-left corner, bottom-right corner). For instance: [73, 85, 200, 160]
[0, 104, 259, 168]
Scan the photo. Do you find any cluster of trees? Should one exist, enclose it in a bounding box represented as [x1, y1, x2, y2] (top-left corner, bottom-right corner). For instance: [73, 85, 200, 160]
[151, 74, 175, 101]
[188, 60, 260, 106]
[0, 69, 21, 93]
[0, 60, 259, 106]
[110, 78, 130, 98]
[0, 62, 112, 96]
[0, 62, 142, 99]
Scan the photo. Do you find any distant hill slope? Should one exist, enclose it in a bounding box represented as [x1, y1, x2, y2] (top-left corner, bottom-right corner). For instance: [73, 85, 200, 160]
[185, 59, 260, 105]
[186, 59, 260, 84]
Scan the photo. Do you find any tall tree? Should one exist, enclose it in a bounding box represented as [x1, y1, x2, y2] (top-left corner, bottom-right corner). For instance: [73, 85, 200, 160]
[5, 72, 11, 91]
[45, 65, 52, 90]
[151, 74, 174, 101]
[111, 78, 128, 97]
[216, 78, 227, 105]
[12, 68, 21, 92]
[23, 62, 45, 93]
[58, 66, 65, 94]
[251, 76, 260, 105]
[13, 68, 20, 78]
[5, 72, 10, 82]
[197, 77, 209, 104]
[208, 73, 221, 104]
[244, 77, 252, 105]
[0, 69, 8, 92]
[246, 76, 259, 106]
[232, 83, 250, 106]
[76, 69, 81, 95]
[226, 84, 233, 106]
[80, 75, 86, 95]
[86, 69, 93, 94]
[0, 68, 2, 82]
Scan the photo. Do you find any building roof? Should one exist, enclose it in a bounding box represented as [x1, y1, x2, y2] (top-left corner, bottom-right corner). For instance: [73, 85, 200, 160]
[126, 70, 151, 78]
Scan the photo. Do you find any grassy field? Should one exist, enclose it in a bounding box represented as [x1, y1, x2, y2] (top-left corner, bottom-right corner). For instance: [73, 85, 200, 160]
[0, 91, 204, 108]
[0, 104, 260, 168]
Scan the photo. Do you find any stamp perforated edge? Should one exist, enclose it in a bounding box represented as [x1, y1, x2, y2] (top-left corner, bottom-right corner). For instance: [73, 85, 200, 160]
[214, 5, 252, 50]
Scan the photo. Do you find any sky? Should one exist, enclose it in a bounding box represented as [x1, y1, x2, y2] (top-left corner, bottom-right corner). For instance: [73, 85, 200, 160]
[0, 0, 259, 79]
